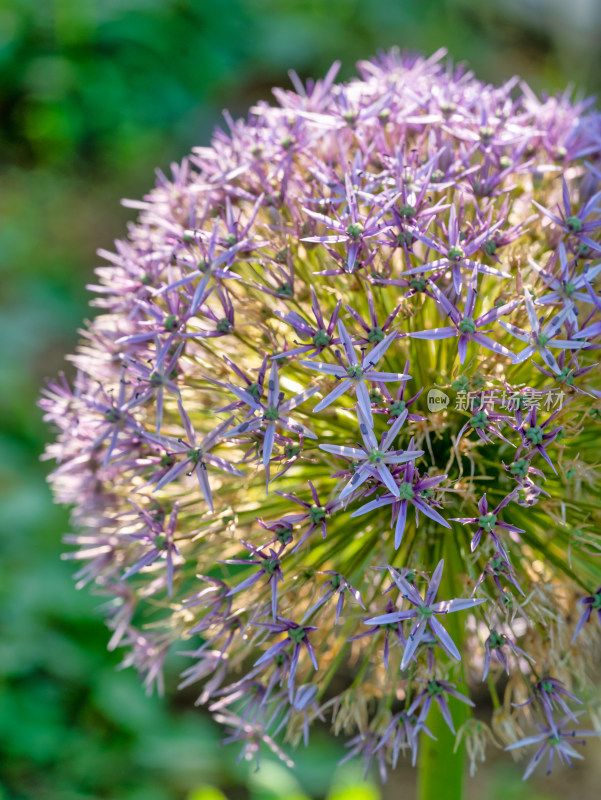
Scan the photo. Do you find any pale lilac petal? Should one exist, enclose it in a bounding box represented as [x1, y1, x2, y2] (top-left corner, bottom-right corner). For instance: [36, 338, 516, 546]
[364, 370, 412, 383]
[278, 417, 318, 439]
[408, 327, 457, 340]
[222, 417, 262, 438]
[319, 444, 365, 458]
[267, 361, 279, 406]
[412, 497, 450, 528]
[429, 616, 461, 660]
[384, 411, 407, 446]
[425, 559, 445, 604]
[298, 360, 347, 377]
[547, 338, 586, 350]
[227, 573, 262, 595]
[339, 467, 372, 500]
[337, 319, 357, 365]
[281, 384, 321, 411]
[350, 496, 395, 518]
[364, 330, 398, 367]
[505, 732, 548, 751]
[385, 449, 424, 464]
[365, 610, 416, 625]
[196, 465, 214, 511]
[394, 500, 409, 548]
[301, 234, 348, 243]
[539, 347, 560, 374]
[471, 332, 515, 359]
[376, 462, 400, 496]
[499, 321, 530, 343]
[357, 408, 378, 448]
[355, 380, 374, 425]
[513, 344, 536, 364]
[204, 453, 244, 476]
[432, 597, 487, 613]
[523, 288, 539, 330]
[401, 618, 428, 670]
[314, 379, 353, 412]
[263, 423, 276, 469]
[153, 459, 193, 492]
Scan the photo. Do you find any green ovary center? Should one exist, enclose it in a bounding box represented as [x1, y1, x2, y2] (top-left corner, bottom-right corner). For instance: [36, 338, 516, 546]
[164, 314, 179, 331]
[312, 329, 331, 347]
[398, 482, 415, 500]
[478, 513, 497, 531]
[263, 557, 280, 575]
[288, 626, 306, 643]
[368, 326, 385, 343]
[390, 400, 406, 416]
[470, 410, 488, 429]
[510, 458, 529, 477]
[448, 246, 465, 261]
[558, 367, 574, 384]
[346, 222, 364, 239]
[247, 382, 261, 400]
[458, 317, 476, 333]
[525, 426, 543, 445]
[308, 505, 326, 523]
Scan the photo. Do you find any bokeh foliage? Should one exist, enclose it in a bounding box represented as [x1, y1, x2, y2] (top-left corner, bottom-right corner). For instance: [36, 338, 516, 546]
[1, 1, 600, 798]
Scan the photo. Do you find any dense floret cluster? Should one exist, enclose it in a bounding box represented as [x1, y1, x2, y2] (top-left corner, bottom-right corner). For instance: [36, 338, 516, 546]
[41, 49, 601, 779]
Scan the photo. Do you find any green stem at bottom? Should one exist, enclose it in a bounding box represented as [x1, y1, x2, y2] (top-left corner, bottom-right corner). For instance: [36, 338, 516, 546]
[417, 694, 468, 800]
[418, 537, 469, 800]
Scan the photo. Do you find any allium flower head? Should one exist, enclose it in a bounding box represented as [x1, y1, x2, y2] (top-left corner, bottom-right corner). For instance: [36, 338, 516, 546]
[42, 48, 601, 782]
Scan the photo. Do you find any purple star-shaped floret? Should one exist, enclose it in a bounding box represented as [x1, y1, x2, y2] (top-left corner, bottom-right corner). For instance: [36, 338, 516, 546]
[351, 452, 449, 548]
[300, 172, 397, 273]
[407, 269, 520, 363]
[223, 361, 319, 489]
[505, 716, 598, 780]
[224, 540, 284, 620]
[452, 490, 523, 557]
[272, 286, 342, 360]
[365, 559, 485, 669]
[407, 679, 475, 734]
[300, 319, 409, 427]
[319, 408, 423, 500]
[254, 617, 319, 696]
[571, 585, 601, 642]
[533, 175, 601, 246]
[399, 204, 509, 294]
[499, 289, 585, 374]
[148, 403, 242, 511]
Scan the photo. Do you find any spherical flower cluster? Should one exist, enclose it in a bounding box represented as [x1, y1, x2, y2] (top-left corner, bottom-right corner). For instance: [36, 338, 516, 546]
[41, 49, 601, 780]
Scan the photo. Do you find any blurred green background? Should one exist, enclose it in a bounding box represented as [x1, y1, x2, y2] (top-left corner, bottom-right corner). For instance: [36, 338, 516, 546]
[2, 1, 601, 799]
